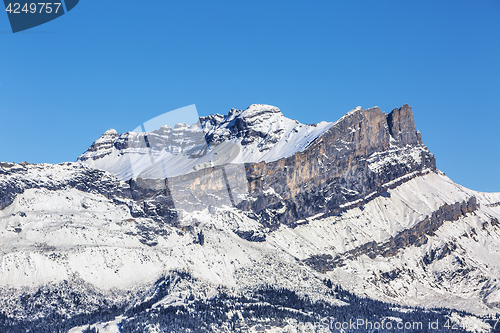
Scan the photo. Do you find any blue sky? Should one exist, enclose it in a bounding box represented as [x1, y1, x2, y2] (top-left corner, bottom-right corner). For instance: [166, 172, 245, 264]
[0, 0, 498, 192]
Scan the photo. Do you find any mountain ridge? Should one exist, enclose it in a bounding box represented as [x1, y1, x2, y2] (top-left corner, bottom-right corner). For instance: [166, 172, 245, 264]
[77, 104, 335, 180]
[125, 103, 435, 227]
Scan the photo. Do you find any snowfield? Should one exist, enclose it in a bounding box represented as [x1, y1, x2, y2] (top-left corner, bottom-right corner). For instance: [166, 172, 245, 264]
[1, 169, 499, 319]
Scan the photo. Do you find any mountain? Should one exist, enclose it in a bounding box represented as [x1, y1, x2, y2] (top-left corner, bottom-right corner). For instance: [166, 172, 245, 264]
[1, 104, 499, 332]
[77, 104, 334, 180]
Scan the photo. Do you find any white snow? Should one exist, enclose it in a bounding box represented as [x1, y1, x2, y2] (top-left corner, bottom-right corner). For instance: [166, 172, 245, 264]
[2, 103, 500, 323]
[79, 104, 334, 180]
[1, 168, 499, 317]
[266, 171, 500, 315]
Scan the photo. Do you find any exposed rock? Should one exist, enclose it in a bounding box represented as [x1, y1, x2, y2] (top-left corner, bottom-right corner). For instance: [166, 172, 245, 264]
[0, 162, 131, 210]
[303, 197, 479, 271]
[79, 129, 119, 161]
[234, 229, 266, 242]
[387, 104, 422, 146]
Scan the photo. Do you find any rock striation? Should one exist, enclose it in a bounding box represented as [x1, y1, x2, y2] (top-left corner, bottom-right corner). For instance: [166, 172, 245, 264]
[303, 197, 480, 272]
[0, 162, 131, 211]
[130, 104, 436, 227]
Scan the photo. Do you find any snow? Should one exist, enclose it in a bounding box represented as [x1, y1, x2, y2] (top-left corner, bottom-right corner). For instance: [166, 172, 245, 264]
[68, 316, 125, 333]
[266, 171, 500, 315]
[1, 164, 499, 317]
[448, 312, 492, 333]
[78, 104, 334, 180]
[0, 185, 321, 297]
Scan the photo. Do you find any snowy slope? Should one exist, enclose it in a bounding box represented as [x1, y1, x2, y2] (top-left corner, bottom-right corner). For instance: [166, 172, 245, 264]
[267, 171, 500, 314]
[77, 104, 334, 180]
[1, 166, 499, 317]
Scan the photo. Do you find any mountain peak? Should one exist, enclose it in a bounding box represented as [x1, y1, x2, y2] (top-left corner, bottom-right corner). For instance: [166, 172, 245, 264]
[387, 104, 422, 145]
[221, 104, 284, 125]
[103, 128, 118, 136]
[240, 104, 282, 117]
[85, 128, 119, 156]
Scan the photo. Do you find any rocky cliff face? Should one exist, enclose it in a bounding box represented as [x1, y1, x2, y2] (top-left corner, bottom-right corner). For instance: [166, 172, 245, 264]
[130, 104, 436, 227]
[241, 104, 435, 226]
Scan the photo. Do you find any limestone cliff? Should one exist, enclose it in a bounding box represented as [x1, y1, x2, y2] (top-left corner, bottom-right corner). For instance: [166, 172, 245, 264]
[130, 104, 436, 227]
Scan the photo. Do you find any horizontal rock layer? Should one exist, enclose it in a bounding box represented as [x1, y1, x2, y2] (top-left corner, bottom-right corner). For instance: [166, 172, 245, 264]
[130, 104, 436, 226]
[303, 196, 480, 272]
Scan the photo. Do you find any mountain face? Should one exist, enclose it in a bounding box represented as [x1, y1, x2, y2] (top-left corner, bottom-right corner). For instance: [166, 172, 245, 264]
[1, 104, 500, 332]
[77, 104, 334, 181]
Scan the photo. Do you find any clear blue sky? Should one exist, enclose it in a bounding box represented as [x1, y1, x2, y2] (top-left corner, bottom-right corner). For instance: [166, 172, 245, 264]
[0, 1, 498, 192]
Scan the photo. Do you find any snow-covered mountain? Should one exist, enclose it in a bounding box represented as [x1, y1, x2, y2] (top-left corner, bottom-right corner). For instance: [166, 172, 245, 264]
[77, 104, 334, 180]
[1, 104, 500, 332]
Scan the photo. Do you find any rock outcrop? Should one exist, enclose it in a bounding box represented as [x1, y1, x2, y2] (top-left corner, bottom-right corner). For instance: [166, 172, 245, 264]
[387, 104, 422, 146]
[0, 162, 131, 210]
[303, 197, 480, 272]
[202, 104, 289, 150]
[129, 104, 435, 227]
